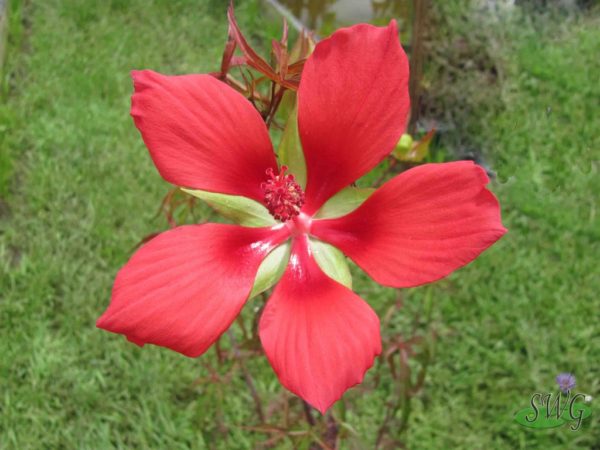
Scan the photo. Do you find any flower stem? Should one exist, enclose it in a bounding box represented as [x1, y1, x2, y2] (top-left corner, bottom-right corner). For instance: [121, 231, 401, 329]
[302, 400, 316, 427]
[227, 329, 265, 423]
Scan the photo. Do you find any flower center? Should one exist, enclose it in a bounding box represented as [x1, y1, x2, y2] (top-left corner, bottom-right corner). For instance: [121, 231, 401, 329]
[261, 166, 305, 222]
[287, 212, 312, 236]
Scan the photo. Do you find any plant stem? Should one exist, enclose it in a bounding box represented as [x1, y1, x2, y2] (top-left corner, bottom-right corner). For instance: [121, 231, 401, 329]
[303, 400, 316, 426]
[323, 413, 339, 449]
[227, 329, 265, 423]
[408, 0, 428, 134]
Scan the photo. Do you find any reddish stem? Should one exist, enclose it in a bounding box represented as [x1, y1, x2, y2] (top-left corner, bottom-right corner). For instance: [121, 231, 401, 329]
[227, 330, 265, 423]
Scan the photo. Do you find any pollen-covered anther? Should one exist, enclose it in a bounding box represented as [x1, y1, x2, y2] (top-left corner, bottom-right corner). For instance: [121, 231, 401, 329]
[261, 166, 305, 222]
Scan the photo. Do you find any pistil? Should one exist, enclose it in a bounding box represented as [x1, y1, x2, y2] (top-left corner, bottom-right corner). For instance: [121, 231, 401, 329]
[261, 166, 305, 222]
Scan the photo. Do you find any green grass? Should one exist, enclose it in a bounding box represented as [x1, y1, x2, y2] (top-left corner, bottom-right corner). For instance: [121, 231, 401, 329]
[1, 0, 598, 449]
[406, 7, 600, 449]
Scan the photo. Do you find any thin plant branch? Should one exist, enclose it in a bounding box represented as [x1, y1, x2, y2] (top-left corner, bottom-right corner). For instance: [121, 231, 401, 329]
[227, 329, 266, 423]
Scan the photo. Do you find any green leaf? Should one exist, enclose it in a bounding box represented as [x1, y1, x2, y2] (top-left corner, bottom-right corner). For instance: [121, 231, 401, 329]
[276, 89, 297, 124]
[277, 103, 306, 188]
[314, 187, 375, 219]
[310, 238, 352, 289]
[181, 188, 275, 227]
[249, 242, 291, 298]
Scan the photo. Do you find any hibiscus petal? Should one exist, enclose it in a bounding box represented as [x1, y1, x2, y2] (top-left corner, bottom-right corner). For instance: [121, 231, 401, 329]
[311, 161, 507, 288]
[298, 21, 410, 214]
[131, 70, 277, 201]
[259, 236, 381, 414]
[97, 224, 288, 357]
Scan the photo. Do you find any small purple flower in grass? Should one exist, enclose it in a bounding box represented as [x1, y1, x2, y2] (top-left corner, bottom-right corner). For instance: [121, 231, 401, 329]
[556, 373, 576, 393]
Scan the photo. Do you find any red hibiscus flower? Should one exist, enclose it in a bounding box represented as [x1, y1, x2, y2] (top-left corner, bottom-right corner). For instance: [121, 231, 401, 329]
[97, 22, 506, 413]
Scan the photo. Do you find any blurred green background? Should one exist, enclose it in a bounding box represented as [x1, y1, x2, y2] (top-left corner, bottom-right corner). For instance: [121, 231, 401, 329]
[0, 0, 598, 448]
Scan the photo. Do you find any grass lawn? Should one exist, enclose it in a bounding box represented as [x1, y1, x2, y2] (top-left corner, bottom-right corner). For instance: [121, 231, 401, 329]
[0, 0, 598, 449]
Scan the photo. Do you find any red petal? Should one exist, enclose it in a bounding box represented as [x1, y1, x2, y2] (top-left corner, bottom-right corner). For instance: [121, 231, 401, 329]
[259, 236, 381, 413]
[97, 224, 287, 357]
[312, 162, 507, 288]
[131, 70, 277, 201]
[298, 21, 410, 214]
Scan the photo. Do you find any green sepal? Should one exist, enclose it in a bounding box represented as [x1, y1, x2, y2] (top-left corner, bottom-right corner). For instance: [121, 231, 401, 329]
[314, 187, 375, 219]
[181, 188, 276, 227]
[249, 242, 291, 298]
[277, 104, 307, 188]
[310, 238, 352, 289]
